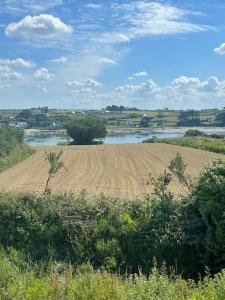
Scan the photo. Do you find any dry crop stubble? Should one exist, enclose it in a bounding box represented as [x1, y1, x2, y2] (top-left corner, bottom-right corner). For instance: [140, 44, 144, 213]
[0, 144, 223, 198]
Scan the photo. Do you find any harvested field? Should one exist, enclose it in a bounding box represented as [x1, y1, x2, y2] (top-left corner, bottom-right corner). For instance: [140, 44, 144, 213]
[0, 143, 223, 198]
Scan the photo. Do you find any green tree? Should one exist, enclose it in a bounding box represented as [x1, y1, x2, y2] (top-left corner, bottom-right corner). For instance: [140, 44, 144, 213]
[44, 150, 64, 194]
[16, 109, 33, 121]
[193, 159, 225, 265]
[67, 117, 107, 145]
[140, 116, 152, 127]
[215, 111, 225, 126]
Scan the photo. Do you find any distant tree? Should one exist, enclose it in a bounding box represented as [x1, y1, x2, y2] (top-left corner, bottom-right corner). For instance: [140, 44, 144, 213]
[157, 110, 165, 127]
[215, 111, 225, 126]
[140, 116, 152, 127]
[44, 150, 64, 194]
[177, 110, 201, 127]
[29, 113, 50, 128]
[184, 129, 207, 137]
[67, 117, 107, 145]
[16, 109, 33, 121]
[105, 105, 139, 111]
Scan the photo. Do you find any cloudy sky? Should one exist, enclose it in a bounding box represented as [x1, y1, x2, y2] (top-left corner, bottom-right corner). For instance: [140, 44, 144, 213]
[1, 0, 225, 109]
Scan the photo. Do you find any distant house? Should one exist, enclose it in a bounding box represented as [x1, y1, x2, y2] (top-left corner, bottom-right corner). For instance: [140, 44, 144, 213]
[16, 122, 28, 129]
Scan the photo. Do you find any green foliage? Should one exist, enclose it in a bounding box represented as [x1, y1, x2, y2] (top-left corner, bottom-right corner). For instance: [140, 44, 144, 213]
[67, 117, 107, 145]
[44, 151, 64, 194]
[149, 171, 173, 199]
[0, 144, 34, 173]
[184, 129, 207, 137]
[177, 110, 201, 127]
[0, 125, 24, 158]
[169, 153, 191, 188]
[193, 160, 225, 264]
[140, 116, 152, 127]
[0, 249, 225, 299]
[16, 109, 33, 121]
[215, 110, 225, 126]
[0, 125, 34, 172]
[0, 188, 212, 278]
[143, 136, 225, 154]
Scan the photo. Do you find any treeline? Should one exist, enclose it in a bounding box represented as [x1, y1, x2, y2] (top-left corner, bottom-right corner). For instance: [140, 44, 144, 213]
[0, 158, 224, 279]
[0, 125, 33, 172]
[105, 105, 139, 111]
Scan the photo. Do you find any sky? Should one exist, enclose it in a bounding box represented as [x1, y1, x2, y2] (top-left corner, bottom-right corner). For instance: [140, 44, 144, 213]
[1, 0, 225, 109]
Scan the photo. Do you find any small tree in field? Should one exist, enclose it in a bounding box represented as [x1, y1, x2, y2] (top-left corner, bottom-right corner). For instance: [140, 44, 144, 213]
[44, 150, 64, 194]
[66, 117, 107, 145]
[169, 153, 192, 189]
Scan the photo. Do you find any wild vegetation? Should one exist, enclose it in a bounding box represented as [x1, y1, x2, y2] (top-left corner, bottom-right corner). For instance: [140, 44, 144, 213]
[0, 125, 34, 173]
[0, 156, 224, 298]
[143, 135, 225, 154]
[1, 250, 225, 299]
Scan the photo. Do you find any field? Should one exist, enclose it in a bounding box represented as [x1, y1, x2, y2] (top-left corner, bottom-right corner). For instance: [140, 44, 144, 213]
[0, 143, 223, 198]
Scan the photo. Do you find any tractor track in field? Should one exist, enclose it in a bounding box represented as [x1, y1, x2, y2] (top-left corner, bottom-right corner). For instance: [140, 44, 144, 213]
[0, 143, 223, 198]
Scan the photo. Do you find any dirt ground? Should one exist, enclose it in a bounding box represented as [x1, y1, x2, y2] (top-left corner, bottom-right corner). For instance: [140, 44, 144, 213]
[0, 143, 223, 198]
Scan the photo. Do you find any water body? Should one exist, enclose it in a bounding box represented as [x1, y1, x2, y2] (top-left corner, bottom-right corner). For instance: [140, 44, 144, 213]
[25, 127, 225, 146]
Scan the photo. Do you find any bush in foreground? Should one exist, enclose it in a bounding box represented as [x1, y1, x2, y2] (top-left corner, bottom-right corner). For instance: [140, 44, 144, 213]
[0, 159, 225, 278]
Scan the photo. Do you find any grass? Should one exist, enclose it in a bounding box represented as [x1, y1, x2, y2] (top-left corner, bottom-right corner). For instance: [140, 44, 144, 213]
[0, 143, 34, 173]
[0, 251, 225, 300]
[143, 136, 225, 154]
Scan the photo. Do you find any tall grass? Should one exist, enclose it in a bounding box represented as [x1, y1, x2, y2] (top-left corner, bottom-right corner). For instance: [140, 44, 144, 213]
[0, 125, 34, 173]
[0, 249, 225, 300]
[0, 143, 34, 173]
[143, 136, 225, 154]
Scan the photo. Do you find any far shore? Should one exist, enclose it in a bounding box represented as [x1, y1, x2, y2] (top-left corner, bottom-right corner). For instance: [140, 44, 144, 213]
[25, 126, 225, 137]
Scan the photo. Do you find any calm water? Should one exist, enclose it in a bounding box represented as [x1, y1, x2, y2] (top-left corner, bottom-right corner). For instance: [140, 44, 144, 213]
[25, 127, 225, 146]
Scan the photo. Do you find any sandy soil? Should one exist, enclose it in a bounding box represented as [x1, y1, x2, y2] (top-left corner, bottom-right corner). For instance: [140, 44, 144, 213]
[0, 143, 223, 198]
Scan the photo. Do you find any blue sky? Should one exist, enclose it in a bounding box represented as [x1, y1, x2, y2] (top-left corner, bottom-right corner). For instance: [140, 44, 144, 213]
[1, 0, 225, 109]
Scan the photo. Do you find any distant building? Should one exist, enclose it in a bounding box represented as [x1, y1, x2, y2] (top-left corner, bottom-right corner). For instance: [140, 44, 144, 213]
[16, 122, 28, 129]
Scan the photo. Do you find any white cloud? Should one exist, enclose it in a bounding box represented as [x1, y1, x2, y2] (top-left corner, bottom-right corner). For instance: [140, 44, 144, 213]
[114, 79, 160, 97]
[0, 58, 32, 68]
[38, 85, 48, 93]
[171, 76, 201, 86]
[99, 1, 211, 45]
[214, 43, 225, 55]
[129, 70, 148, 80]
[34, 68, 53, 80]
[109, 76, 225, 109]
[0, 65, 23, 80]
[5, 14, 73, 39]
[98, 58, 117, 65]
[86, 3, 103, 9]
[67, 78, 103, 88]
[2, 0, 63, 14]
[51, 56, 68, 64]
[100, 33, 130, 44]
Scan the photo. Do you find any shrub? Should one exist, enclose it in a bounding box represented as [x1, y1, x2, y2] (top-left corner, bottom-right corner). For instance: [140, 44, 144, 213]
[66, 117, 107, 145]
[193, 159, 225, 268]
[184, 129, 207, 137]
[0, 125, 34, 173]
